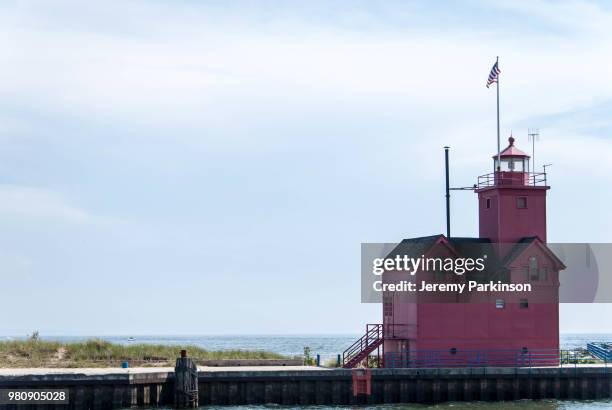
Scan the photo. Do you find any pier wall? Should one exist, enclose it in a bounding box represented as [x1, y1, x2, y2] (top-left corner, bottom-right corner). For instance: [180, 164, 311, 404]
[0, 367, 610, 409]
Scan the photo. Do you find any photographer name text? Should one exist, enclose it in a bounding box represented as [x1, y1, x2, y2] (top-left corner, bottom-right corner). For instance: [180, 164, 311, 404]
[373, 280, 532, 293]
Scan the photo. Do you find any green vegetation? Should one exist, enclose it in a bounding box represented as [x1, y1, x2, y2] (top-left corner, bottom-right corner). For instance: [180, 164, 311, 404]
[303, 346, 315, 366]
[560, 349, 601, 365]
[0, 338, 287, 368]
[323, 356, 340, 368]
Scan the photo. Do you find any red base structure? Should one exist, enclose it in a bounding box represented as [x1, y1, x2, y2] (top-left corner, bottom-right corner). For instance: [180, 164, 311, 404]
[351, 368, 372, 396]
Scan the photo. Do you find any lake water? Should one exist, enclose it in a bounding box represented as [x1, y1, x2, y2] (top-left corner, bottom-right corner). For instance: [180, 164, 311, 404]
[165, 402, 611, 409]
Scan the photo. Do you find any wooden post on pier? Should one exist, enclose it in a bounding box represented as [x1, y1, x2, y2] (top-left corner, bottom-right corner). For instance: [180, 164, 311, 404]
[174, 349, 199, 408]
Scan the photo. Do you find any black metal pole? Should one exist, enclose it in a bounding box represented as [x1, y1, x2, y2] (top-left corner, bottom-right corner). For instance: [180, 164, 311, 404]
[444, 146, 450, 238]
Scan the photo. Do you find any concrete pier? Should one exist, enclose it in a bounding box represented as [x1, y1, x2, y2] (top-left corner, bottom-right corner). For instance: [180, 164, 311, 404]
[0, 365, 610, 408]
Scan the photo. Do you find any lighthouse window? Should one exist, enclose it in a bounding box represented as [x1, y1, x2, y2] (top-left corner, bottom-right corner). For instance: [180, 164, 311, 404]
[383, 295, 393, 317]
[520, 299, 529, 309]
[517, 197, 527, 209]
[383, 302, 392, 317]
[529, 256, 538, 280]
[539, 267, 548, 281]
[486, 198, 491, 209]
[495, 299, 505, 309]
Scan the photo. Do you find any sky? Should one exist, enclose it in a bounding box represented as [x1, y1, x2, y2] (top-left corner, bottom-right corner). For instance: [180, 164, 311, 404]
[1, 0, 612, 336]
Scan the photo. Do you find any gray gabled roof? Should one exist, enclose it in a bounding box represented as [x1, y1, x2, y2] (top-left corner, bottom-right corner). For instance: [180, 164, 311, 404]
[385, 234, 506, 281]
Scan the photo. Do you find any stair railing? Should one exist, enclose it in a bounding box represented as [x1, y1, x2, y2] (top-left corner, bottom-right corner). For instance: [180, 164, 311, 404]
[342, 324, 383, 367]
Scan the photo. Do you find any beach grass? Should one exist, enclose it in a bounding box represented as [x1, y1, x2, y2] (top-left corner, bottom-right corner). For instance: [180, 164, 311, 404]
[0, 338, 287, 368]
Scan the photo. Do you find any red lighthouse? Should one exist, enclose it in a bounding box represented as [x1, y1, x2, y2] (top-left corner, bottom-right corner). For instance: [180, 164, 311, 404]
[343, 137, 565, 368]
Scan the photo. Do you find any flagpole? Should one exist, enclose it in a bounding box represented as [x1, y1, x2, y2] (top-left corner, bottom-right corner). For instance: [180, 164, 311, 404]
[496, 56, 500, 171]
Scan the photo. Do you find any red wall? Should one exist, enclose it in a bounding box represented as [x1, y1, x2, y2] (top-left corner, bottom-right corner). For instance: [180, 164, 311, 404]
[384, 263, 559, 356]
[478, 186, 548, 246]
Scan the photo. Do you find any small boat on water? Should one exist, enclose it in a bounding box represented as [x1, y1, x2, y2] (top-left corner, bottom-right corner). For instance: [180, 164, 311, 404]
[127, 337, 136, 342]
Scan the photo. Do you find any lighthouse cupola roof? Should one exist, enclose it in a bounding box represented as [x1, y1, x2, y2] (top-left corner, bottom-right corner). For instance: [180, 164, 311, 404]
[493, 136, 530, 159]
[491, 135, 530, 174]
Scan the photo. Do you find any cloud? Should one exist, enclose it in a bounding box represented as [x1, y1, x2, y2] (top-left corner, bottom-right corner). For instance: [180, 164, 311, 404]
[1, 0, 611, 139]
[0, 185, 93, 223]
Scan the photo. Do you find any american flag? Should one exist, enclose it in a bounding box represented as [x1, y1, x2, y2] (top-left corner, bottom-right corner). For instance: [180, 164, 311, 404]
[486, 61, 500, 88]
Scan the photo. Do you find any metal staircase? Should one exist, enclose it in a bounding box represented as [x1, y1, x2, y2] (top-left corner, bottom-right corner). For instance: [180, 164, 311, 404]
[342, 324, 383, 368]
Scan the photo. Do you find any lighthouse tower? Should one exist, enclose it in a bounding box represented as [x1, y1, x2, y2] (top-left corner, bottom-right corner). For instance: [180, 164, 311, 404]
[476, 136, 548, 248]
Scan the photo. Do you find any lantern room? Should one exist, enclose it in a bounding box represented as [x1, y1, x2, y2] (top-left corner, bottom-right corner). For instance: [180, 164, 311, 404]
[488, 136, 534, 187]
[494, 136, 530, 172]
